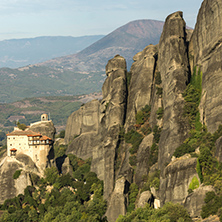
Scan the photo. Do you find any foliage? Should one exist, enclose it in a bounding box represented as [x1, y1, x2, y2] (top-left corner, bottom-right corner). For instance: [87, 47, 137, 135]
[140, 124, 152, 136]
[188, 176, 199, 191]
[135, 105, 151, 125]
[13, 170, 22, 180]
[1, 155, 107, 222]
[149, 143, 159, 166]
[54, 144, 67, 158]
[59, 130, 65, 138]
[201, 191, 222, 219]
[16, 122, 27, 131]
[173, 143, 195, 158]
[183, 66, 202, 129]
[129, 155, 137, 167]
[153, 125, 162, 143]
[155, 72, 162, 85]
[127, 183, 139, 213]
[44, 167, 59, 185]
[156, 87, 163, 96]
[117, 202, 192, 222]
[156, 107, 164, 119]
[125, 129, 143, 154]
[126, 71, 132, 88]
[141, 170, 160, 192]
[196, 158, 203, 183]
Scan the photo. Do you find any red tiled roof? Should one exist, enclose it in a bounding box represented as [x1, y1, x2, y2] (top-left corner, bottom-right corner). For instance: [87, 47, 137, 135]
[7, 130, 42, 137]
[40, 136, 52, 141]
[10, 148, 17, 151]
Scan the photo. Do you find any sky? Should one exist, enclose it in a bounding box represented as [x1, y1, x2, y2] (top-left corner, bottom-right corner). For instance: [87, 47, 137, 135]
[0, 0, 203, 41]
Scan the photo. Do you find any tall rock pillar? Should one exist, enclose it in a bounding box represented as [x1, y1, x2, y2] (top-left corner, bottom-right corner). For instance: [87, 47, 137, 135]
[158, 11, 190, 170]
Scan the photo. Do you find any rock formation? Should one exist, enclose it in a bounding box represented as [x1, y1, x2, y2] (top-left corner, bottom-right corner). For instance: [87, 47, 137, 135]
[189, 0, 222, 133]
[158, 11, 190, 170]
[59, 0, 222, 221]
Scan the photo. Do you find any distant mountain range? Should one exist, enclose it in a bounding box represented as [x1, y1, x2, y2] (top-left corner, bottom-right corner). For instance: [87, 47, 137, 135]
[0, 35, 104, 68]
[0, 19, 164, 103]
[40, 20, 164, 72]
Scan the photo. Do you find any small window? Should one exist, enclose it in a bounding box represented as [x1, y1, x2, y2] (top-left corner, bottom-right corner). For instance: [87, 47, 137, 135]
[13, 137, 15, 139]
[10, 144, 12, 146]
[8, 138, 10, 140]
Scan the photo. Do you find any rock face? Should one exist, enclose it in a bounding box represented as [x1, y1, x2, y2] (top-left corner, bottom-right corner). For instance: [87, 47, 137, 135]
[158, 11, 190, 170]
[215, 136, 222, 162]
[64, 100, 100, 144]
[105, 177, 128, 222]
[135, 133, 154, 187]
[29, 120, 56, 140]
[125, 45, 157, 131]
[159, 157, 199, 205]
[64, 1, 222, 220]
[136, 191, 153, 208]
[184, 185, 215, 218]
[0, 156, 37, 204]
[189, 0, 222, 133]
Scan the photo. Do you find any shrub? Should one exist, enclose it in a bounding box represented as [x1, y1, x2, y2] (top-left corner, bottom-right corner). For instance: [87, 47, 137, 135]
[155, 72, 162, 85]
[141, 124, 152, 135]
[153, 125, 161, 143]
[125, 129, 143, 154]
[173, 143, 195, 158]
[188, 176, 199, 191]
[127, 183, 139, 212]
[201, 191, 222, 219]
[129, 155, 137, 166]
[59, 130, 65, 138]
[156, 107, 164, 119]
[156, 87, 163, 96]
[13, 170, 22, 179]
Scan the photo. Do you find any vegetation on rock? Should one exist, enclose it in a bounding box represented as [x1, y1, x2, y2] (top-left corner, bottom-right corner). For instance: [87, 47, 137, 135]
[117, 202, 192, 222]
[1, 155, 107, 222]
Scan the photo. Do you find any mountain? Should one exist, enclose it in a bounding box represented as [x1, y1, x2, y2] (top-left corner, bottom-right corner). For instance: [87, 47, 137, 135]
[0, 35, 104, 68]
[0, 20, 164, 103]
[40, 19, 164, 72]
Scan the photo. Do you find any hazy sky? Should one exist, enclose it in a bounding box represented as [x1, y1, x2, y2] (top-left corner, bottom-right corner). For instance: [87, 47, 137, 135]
[0, 0, 203, 41]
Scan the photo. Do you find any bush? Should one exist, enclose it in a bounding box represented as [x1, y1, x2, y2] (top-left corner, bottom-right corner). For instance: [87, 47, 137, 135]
[13, 170, 22, 179]
[129, 155, 137, 166]
[188, 176, 199, 191]
[153, 125, 161, 143]
[155, 72, 162, 85]
[201, 191, 222, 219]
[156, 107, 164, 119]
[59, 130, 65, 138]
[156, 87, 163, 96]
[125, 129, 143, 154]
[173, 143, 195, 158]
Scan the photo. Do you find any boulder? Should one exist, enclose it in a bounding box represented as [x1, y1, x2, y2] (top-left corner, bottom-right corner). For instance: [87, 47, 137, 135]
[159, 157, 199, 206]
[136, 191, 153, 208]
[184, 185, 215, 218]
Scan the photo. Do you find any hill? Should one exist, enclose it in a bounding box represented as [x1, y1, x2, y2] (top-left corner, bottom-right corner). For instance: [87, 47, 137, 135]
[40, 19, 164, 72]
[0, 92, 102, 134]
[0, 35, 104, 68]
[0, 19, 164, 103]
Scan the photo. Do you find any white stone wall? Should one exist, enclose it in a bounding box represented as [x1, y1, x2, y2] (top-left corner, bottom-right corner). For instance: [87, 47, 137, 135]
[7, 135, 29, 156]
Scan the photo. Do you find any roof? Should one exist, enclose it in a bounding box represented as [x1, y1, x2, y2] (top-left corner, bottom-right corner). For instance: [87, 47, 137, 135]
[10, 148, 17, 151]
[40, 136, 52, 141]
[7, 130, 42, 137]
